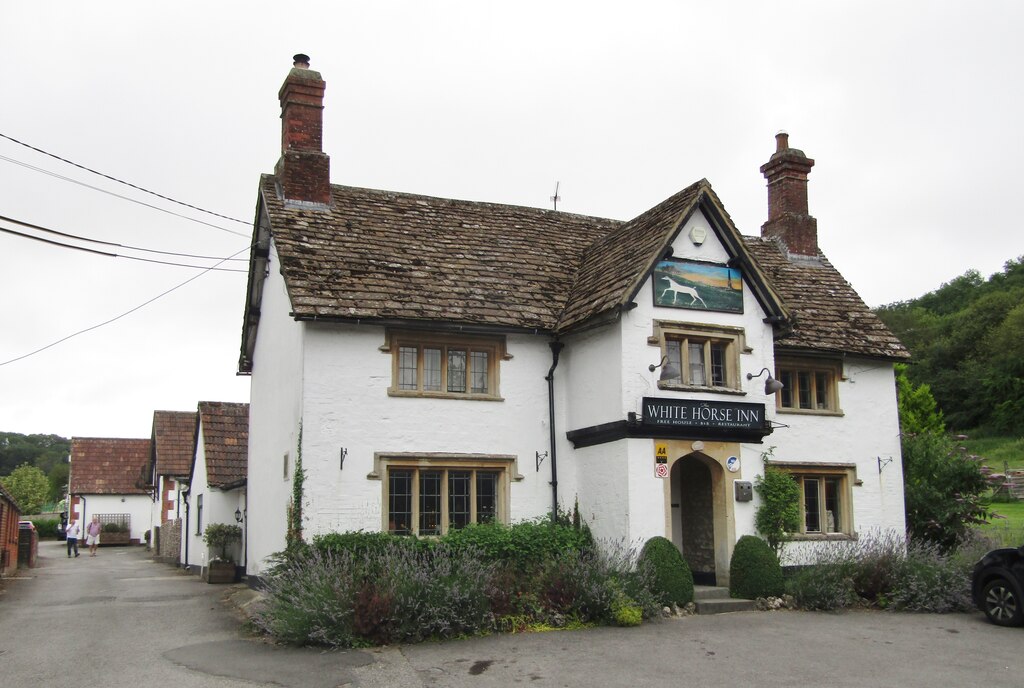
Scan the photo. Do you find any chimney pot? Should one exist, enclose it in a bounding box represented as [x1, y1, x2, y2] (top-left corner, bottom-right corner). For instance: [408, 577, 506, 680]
[775, 130, 789, 153]
[293, 54, 311, 69]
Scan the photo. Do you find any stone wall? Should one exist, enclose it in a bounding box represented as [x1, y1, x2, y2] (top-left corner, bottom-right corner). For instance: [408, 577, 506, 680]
[157, 518, 181, 564]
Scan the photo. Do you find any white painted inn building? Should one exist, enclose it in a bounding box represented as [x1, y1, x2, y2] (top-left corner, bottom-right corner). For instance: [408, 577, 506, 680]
[239, 56, 910, 585]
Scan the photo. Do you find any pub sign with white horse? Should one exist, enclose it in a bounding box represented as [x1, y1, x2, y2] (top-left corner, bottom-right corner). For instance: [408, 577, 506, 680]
[652, 259, 743, 314]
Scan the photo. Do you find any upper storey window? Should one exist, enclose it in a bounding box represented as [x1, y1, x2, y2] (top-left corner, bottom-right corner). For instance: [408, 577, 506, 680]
[650, 321, 745, 393]
[387, 331, 505, 400]
[776, 359, 841, 413]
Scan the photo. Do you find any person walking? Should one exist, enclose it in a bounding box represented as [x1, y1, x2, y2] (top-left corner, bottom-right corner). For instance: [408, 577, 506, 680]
[66, 518, 81, 558]
[86, 515, 102, 556]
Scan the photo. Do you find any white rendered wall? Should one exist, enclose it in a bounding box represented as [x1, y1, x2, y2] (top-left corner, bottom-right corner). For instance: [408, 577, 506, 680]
[772, 359, 905, 565]
[299, 326, 556, 539]
[79, 494, 151, 543]
[183, 422, 247, 571]
[245, 239, 304, 576]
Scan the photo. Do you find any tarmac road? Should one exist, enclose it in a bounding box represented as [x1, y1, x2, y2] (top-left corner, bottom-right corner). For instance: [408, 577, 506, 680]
[2, 540, 1022, 687]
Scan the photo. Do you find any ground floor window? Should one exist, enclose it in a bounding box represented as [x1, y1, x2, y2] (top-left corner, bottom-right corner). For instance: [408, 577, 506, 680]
[385, 464, 505, 536]
[371, 453, 519, 536]
[768, 462, 857, 537]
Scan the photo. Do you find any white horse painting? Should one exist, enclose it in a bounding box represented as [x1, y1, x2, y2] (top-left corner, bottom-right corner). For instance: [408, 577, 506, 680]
[658, 276, 708, 307]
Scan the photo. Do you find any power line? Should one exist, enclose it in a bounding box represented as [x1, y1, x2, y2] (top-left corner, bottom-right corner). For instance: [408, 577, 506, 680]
[0, 132, 250, 225]
[0, 154, 251, 238]
[0, 213, 248, 262]
[0, 224, 249, 272]
[0, 245, 252, 368]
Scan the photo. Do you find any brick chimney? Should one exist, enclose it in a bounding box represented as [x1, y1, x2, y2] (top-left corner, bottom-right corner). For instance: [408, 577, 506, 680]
[760, 131, 817, 256]
[275, 54, 331, 205]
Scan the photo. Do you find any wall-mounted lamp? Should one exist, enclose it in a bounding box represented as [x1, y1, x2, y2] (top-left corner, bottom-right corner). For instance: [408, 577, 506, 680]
[747, 367, 784, 395]
[649, 356, 681, 382]
[339, 447, 348, 471]
[234, 508, 243, 523]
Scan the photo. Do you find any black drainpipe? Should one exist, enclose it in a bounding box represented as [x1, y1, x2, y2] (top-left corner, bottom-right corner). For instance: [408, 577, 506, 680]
[182, 492, 190, 570]
[545, 340, 565, 521]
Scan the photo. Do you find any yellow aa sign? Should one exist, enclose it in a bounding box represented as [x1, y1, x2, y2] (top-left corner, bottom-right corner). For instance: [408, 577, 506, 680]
[655, 443, 668, 462]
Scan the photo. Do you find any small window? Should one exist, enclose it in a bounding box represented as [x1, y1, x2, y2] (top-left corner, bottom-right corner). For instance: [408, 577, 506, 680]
[385, 464, 506, 536]
[195, 494, 204, 535]
[653, 322, 742, 391]
[283, 452, 290, 480]
[387, 332, 504, 399]
[776, 360, 840, 413]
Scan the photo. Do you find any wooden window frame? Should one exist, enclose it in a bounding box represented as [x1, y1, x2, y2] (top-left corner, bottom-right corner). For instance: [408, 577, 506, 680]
[768, 461, 858, 539]
[370, 453, 521, 536]
[775, 358, 842, 415]
[648, 320, 746, 394]
[384, 331, 506, 401]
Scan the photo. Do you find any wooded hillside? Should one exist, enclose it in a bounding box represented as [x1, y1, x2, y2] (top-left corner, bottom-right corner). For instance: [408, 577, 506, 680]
[875, 257, 1024, 434]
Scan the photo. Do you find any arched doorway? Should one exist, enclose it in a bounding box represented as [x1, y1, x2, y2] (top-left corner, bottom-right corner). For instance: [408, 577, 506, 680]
[672, 453, 719, 585]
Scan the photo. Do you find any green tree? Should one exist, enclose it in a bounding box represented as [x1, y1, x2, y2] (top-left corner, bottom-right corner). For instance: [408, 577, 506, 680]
[47, 462, 70, 503]
[754, 455, 801, 558]
[894, 363, 944, 435]
[1, 463, 51, 513]
[902, 432, 989, 551]
[0, 432, 70, 476]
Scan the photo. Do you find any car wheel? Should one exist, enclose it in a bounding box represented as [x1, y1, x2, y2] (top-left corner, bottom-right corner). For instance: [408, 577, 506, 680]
[981, 577, 1024, 627]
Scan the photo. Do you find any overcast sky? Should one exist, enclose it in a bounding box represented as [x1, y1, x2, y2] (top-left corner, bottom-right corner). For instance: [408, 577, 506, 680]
[1, 1, 1021, 440]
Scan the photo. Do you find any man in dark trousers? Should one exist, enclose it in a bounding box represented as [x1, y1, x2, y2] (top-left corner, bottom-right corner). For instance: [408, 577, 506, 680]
[66, 518, 81, 557]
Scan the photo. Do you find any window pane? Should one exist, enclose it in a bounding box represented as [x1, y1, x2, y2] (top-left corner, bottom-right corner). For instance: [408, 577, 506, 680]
[449, 471, 471, 530]
[665, 340, 682, 383]
[824, 478, 841, 533]
[815, 372, 830, 410]
[797, 371, 813, 409]
[389, 470, 413, 535]
[688, 342, 706, 386]
[804, 478, 821, 532]
[419, 471, 442, 535]
[779, 369, 793, 407]
[398, 346, 418, 390]
[423, 348, 442, 391]
[476, 472, 498, 524]
[447, 349, 467, 393]
[710, 342, 726, 387]
[470, 351, 489, 393]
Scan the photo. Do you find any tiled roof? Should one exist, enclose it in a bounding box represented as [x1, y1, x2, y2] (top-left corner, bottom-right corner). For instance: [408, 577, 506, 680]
[743, 237, 910, 360]
[260, 175, 618, 331]
[197, 401, 248, 489]
[250, 174, 906, 361]
[151, 410, 196, 477]
[69, 438, 151, 495]
[557, 182, 700, 329]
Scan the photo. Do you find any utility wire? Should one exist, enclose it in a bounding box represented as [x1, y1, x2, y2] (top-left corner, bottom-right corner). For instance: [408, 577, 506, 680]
[0, 225, 248, 272]
[0, 213, 248, 262]
[0, 154, 251, 238]
[0, 132, 250, 225]
[0, 245, 252, 368]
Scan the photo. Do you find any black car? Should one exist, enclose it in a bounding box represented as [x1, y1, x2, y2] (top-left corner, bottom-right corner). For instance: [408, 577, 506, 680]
[972, 545, 1024, 627]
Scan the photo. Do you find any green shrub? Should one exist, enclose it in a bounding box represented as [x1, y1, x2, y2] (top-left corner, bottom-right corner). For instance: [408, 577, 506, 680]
[754, 464, 801, 557]
[787, 561, 857, 610]
[441, 519, 592, 572]
[203, 523, 242, 561]
[638, 536, 694, 606]
[30, 518, 60, 538]
[888, 539, 974, 612]
[729, 535, 785, 599]
[102, 522, 124, 533]
[610, 590, 643, 627]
